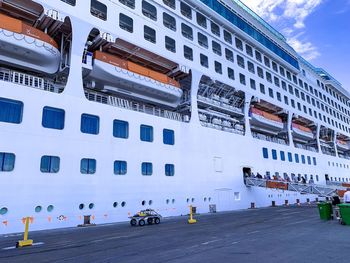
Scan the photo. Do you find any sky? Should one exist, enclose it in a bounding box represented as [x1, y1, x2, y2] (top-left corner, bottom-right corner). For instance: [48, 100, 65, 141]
[239, 0, 350, 91]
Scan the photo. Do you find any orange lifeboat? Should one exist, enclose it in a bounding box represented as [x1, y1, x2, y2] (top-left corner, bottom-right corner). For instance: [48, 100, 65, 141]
[336, 139, 350, 151]
[250, 108, 283, 131]
[0, 14, 60, 74]
[291, 123, 314, 140]
[88, 51, 182, 107]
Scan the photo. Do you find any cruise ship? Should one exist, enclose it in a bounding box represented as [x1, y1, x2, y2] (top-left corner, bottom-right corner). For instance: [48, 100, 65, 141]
[1, 0, 349, 234]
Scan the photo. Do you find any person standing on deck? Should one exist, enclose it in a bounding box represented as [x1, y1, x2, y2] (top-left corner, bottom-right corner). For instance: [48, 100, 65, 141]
[344, 188, 350, 203]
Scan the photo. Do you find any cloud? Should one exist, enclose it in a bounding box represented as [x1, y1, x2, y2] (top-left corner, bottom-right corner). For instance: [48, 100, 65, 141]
[240, 0, 323, 60]
[287, 35, 320, 60]
[241, 0, 322, 29]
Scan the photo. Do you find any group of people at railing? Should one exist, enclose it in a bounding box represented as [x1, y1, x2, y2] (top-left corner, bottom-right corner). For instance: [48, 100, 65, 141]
[244, 172, 314, 185]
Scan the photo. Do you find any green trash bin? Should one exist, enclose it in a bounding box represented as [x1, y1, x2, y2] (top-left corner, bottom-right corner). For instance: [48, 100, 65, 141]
[338, 204, 350, 225]
[317, 202, 332, 220]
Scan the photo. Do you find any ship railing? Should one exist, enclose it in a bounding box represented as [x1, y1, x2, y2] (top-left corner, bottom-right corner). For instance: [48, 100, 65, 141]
[85, 90, 187, 122]
[0, 68, 62, 93]
[251, 132, 287, 146]
[245, 177, 337, 197]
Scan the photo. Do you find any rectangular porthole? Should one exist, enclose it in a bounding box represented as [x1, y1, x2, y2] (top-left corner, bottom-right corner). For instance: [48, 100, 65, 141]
[114, 160, 127, 175]
[42, 106, 65, 130]
[0, 97, 23, 124]
[40, 156, 60, 173]
[142, 162, 153, 176]
[80, 158, 96, 174]
[262, 148, 268, 159]
[0, 152, 15, 172]
[81, 114, 99, 135]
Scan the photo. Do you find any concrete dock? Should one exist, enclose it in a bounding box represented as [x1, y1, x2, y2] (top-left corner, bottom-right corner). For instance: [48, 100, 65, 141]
[1, 205, 349, 263]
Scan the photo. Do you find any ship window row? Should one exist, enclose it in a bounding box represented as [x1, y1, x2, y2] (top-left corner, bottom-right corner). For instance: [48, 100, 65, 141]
[120, 1, 350, 123]
[251, 75, 350, 134]
[0, 153, 175, 176]
[328, 161, 350, 170]
[262, 148, 317, 166]
[329, 176, 349, 183]
[0, 101, 175, 145]
[254, 69, 350, 132]
[113, 0, 348, 114]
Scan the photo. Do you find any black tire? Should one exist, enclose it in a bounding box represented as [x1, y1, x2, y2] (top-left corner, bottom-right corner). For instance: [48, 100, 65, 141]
[154, 217, 160, 224]
[147, 218, 153, 224]
[139, 219, 145, 226]
[130, 219, 137, 226]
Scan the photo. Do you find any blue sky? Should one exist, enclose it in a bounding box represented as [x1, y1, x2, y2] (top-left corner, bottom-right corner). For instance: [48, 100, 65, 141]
[240, 0, 350, 91]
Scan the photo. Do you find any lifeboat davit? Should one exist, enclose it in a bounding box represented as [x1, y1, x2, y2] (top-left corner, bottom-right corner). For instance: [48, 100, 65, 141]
[292, 123, 314, 140]
[88, 51, 183, 107]
[250, 108, 283, 131]
[337, 140, 350, 151]
[0, 14, 60, 74]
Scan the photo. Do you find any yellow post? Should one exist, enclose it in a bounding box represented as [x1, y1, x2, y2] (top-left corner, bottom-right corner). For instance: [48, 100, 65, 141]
[188, 205, 197, 224]
[16, 217, 33, 248]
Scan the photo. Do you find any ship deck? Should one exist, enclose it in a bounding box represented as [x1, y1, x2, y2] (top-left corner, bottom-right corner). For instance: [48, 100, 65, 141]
[1, 205, 349, 263]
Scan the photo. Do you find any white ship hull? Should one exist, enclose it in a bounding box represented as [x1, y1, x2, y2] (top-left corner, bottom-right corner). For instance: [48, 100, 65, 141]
[0, 0, 348, 235]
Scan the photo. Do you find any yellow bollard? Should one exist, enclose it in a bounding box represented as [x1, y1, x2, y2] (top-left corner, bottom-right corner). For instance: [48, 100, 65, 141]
[16, 217, 33, 248]
[188, 205, 197, 224]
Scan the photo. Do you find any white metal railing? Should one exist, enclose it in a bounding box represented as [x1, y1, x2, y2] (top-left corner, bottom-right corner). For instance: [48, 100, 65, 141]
[245, 177, 337, 197]
[251, 132, 287, 145]
[0, 68, 62, 93]
[85, 90, 187, 122]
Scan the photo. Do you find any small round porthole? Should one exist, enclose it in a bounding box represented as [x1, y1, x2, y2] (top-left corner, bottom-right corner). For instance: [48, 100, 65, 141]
[148, 200, 153, 205]
[35, 206, 42, 213]
[141, 200, 146, 206]
[47, 205, 54, 212]
[121, 201, 126, 207]
[89, 203, 94, 209]
[0, 207, 8, 215]
[79, 203, 85, 210]
[113, 202, 118, 208]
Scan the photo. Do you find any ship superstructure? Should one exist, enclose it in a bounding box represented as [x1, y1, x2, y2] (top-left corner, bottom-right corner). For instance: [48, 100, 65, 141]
[0, 0, 349, 234]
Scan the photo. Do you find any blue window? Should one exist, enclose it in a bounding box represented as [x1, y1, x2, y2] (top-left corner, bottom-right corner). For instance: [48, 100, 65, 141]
[140, 125, 153, 142]
[114, 160, 127, 175]
[113, 119, 129, 139]
[262, 148, 269, 159]
[165, 164, 175, 176]
[287, 152, 293, 162]
[313, 157, 317, 166]
[301, 155, 306, 164]
[0, 98, 23, 124]
[141, 162, 153, 175]
[81, 114, 99, 135]
[271, 149, 277, 160]
[80, 158, 96, 174]
[40, 156, 60, 173]
[163, 129, 175, 145]
[0, 152, 15, 172]
[294, 153, 299, 163]
[280, 151, 285, 161]
[42, 106, 65, 130]
[307, 156, 311, 165]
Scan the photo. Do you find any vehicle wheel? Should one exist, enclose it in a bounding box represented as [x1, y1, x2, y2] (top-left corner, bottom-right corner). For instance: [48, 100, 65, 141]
[139, 219, 145, 226]
[154, 217, 160, 224]
[147, 218, 153, 224]
[130, 219, 137, 226]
